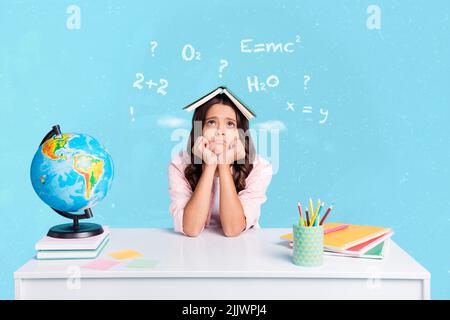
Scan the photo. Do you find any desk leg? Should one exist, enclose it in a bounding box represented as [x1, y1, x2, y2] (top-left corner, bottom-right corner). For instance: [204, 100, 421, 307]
[422, 279, 431, 300]
[14, 279, 23, 300]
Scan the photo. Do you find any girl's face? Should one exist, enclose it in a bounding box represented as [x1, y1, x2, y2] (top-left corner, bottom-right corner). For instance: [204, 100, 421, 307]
[203, 103, 239, 155]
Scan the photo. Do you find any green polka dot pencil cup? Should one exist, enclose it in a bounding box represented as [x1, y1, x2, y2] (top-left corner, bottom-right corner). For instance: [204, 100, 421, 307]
[292, 224, 324, 267]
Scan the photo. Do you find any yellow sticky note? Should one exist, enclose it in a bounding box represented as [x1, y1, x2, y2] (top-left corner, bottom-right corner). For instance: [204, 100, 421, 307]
[280, 233, 293, 241]
[108, 249, 143, 260]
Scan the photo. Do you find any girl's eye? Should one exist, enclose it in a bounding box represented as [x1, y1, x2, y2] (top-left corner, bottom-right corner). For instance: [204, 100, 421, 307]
[206, 120, 216, 126]
[227, 121, 235, 128]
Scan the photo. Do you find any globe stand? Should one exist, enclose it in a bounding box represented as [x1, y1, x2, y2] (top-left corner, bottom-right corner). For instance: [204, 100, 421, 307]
[47, 207, 104, 239]
[41, 125, 104, 239]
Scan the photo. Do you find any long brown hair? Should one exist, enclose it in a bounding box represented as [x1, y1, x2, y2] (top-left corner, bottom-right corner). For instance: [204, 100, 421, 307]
[184, 94, 256, 193]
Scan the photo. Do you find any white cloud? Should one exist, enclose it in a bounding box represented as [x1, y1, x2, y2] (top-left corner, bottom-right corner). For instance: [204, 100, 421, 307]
[157, 116, 188, 128]
[253, 120, 286, 131]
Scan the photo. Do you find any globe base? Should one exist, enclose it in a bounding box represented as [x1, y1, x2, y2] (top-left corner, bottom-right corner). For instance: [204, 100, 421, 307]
[47, 222, 104, 239]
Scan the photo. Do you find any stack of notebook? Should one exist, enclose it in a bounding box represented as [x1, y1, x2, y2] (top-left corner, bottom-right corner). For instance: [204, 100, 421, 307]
[281, 222, 393, 260]
[35, 226, 110, 260]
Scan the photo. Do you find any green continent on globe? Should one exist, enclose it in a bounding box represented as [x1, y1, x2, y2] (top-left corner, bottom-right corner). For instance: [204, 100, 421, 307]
[42, 133, 73, 160]
[73, 154, 104, 199]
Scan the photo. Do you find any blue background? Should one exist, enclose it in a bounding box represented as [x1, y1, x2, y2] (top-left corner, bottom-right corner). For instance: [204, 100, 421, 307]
[1, 0, 449, 299]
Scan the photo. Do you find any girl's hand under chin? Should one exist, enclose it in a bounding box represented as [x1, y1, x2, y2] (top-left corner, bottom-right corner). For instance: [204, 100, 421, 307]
[192, 136, 217, 165]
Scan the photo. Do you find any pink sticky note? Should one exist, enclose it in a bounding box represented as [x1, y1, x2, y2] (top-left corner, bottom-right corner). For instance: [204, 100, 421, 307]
[82, 259, 121, 270]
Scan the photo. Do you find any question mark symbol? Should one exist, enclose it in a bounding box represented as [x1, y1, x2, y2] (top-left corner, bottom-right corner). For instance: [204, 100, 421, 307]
[304, 75, 311, 90]
[219, 59, 228, 78]
[150, 41, 158, 57]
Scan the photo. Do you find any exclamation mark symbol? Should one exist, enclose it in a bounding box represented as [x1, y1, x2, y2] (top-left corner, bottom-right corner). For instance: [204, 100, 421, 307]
[130, 106, 135, 122]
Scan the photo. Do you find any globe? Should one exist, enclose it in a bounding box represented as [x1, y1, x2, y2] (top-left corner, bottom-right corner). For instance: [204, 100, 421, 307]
[30, 130, 114, 214]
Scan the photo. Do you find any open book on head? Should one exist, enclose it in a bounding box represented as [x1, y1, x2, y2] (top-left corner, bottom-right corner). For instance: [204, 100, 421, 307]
[183, 86, 256, 121]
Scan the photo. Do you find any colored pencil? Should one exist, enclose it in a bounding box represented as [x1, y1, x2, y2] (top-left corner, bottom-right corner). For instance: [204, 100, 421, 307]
[297, 202, 304, 226]
[319, 204, 334, 225]
[310, 200, 322, 227]
[324, 224, 348, 234]
[315, 202, 324, 226]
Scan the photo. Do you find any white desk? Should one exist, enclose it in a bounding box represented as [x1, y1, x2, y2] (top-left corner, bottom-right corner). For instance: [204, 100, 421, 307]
[14, 228, 430, 300]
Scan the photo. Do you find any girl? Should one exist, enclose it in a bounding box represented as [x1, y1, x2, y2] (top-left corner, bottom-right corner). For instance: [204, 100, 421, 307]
[168, 93, 272, 237]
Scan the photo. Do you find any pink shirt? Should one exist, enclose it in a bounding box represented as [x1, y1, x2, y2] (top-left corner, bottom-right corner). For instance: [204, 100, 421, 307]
[167, 151, 273, 235]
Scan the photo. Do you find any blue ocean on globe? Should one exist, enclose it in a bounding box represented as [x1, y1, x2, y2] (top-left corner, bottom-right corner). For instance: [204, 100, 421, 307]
[30, 133, 114, 213]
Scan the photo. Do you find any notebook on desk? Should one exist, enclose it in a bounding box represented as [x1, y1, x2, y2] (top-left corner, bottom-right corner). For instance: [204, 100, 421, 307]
[323, 222, 391, 250]
[35, 226, 110, 260]
[36, 236, 110, 260]
[324, 238, 391, 259]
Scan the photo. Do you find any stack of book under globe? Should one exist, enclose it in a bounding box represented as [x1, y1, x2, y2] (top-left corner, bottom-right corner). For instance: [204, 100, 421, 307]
[35, 226, 110, 260]
[281, 222, 393, 260]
